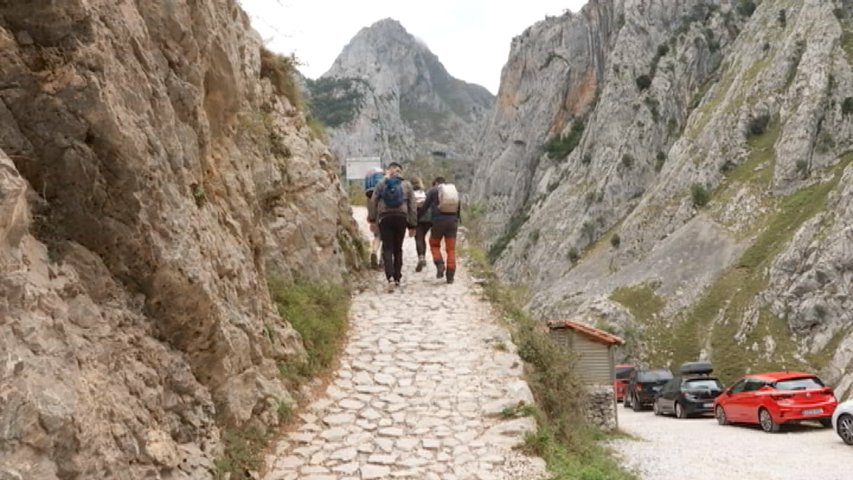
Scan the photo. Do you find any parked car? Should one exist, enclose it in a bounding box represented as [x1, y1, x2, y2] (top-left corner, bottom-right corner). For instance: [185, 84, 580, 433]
[714, 371, 838, 433]
[624, 368, 673, 411]
[654, 361, 723, 418]
[832, 399, 853, 445]
[614, 364, 636, 402]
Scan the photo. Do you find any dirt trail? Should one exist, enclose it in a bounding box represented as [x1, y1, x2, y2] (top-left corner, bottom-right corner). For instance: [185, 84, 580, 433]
[263, 207, 546, 480]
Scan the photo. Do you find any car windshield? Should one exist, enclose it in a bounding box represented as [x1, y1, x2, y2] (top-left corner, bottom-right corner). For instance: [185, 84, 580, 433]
[638, 369, 672, 382]
[616, 367, 634, 380]
[683, 378, 722, 390]
[773, 377, 824, 391]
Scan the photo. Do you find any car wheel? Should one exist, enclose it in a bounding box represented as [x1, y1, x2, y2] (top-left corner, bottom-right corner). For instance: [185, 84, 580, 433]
[676, 402, 687, 419]
[838, 414, 853, 445]
[715, 405, 729, 426]
[632, 395, 643, 412]
[653, 401, 661, 416]
[759, 408, 780, 433]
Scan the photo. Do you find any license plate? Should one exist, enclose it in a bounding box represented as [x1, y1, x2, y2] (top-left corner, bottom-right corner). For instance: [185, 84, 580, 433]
[703, 403, 713, 408]
[802, 408, 822, 415]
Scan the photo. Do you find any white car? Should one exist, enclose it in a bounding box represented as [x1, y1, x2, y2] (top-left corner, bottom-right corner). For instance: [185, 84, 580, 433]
[832, 399, 853, 445]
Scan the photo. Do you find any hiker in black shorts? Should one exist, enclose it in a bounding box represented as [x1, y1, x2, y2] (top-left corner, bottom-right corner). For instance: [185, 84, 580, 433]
[367, 162, 417, 291]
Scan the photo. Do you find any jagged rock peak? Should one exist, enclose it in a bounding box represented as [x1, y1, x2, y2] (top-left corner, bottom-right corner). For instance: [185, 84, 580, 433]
[312, 17, 494, 166]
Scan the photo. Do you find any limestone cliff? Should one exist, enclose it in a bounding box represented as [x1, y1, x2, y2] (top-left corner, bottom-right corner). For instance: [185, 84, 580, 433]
[307, 18, 495, 165]
[0, 1, 360, 478]
[472, 0, 853, 394]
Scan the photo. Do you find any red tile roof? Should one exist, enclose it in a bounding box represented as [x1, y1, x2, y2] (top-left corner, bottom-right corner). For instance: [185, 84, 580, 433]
[547, 320, 625, 346]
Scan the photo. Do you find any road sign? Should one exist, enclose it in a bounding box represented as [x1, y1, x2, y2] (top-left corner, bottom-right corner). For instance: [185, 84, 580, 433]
[346, 156, 381, 180]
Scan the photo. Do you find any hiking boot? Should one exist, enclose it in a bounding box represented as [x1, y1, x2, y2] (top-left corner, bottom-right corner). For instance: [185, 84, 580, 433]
[446, 269, 455, 284]
[370, 253, 378, 269]
[435, 263, 445, 279]
[386, 280, 396, 293]
[395, 279, 401, 289]
[415, 256, 426, 272]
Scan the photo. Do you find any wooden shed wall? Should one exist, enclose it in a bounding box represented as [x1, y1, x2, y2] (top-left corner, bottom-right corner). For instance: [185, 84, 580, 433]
[549, 329, 613, 384]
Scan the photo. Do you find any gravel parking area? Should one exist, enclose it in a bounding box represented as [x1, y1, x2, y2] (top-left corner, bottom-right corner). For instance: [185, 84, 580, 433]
[609, 407, 853, 479]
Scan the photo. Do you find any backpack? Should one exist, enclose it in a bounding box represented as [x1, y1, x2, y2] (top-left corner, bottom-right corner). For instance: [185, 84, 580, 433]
[364, 171, 384, 192]
[437, 183, 459, 213]
[413, 190, 427, 207]
[380, 176, 405, 208]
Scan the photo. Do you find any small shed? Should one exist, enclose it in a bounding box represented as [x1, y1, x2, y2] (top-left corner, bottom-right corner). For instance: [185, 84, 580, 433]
[547, 320, 625, 429]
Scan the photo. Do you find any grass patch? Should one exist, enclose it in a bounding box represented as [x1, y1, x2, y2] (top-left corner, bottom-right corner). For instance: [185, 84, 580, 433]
[269, 278, 350, 379]
[610, 284, 665, 324]
[463, 222, 634, 479]
[214, 426, 266, 480]
[306, 117, 327, 142]
[488, 211, 529, 262]
[669, 154, 853, 384]
[842, 19, 853, 65]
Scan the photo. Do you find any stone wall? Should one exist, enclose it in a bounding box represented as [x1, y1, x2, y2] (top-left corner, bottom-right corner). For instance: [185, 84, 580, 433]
[584, 384, 618, 431]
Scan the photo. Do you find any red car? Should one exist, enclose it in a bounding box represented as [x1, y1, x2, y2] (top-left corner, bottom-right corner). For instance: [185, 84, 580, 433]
[614, 364, 636, 402]
[713, 371, 838, 433]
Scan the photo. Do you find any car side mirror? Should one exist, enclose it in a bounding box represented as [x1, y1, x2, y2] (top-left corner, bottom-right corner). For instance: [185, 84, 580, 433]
[725, 390, 732, 396]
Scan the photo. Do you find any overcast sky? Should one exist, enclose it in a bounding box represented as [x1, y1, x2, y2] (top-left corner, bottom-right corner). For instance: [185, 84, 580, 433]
[238, 0, 589, 94]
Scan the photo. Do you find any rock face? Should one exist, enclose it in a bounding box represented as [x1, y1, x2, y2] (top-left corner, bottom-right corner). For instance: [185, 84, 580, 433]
[472, 0, 853, 393]
[0, 1, 360, 478]
[308, 18, 495, 165]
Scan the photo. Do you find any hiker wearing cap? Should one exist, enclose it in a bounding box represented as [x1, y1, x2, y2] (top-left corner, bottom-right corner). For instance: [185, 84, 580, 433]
[367, 162, 417, 291]
[420, 177, 461, 284]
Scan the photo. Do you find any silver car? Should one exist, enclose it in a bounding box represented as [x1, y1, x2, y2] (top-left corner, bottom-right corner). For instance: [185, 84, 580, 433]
[832, 399, 853, 445]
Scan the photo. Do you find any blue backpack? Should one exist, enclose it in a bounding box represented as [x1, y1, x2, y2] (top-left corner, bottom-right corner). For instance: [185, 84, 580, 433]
[380, 176, 405, 208]
[364, 171, 383, 191]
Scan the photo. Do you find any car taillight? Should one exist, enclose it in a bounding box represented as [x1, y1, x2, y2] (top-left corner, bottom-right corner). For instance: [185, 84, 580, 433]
[821, 387, 835, 397]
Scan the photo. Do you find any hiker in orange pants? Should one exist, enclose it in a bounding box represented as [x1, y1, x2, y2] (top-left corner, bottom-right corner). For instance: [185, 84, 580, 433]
[421, 177, 461, 284]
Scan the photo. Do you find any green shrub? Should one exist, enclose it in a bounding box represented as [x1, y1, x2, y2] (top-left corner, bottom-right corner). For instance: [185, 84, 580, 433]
[544, 120, 585, 160]
[305, 77, 365, 128]
[736, 0, 757, 17]
[644, 96, 660, 122]
[191, 183, 206, 207]
[610, 234, 621, 248]
[842, 97, 853, 116]
[269, 278, 350, 378]
[657, 44, 670, 57]
[621, 153, 635, 169]
[655, 151, 667, 172]
[747, 113, 770, 136]
[690, 183, 710, 207]
[778, 9, 787, 27]
[306, 117, 327, 142]
[635, 75, 652, 91]
[795, 159, 810, 178]
[568, 247, 580, 263]
[260, 48, 301, 108]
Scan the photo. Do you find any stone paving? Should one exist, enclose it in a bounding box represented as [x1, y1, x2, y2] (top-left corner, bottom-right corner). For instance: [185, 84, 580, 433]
[263, 208, 547, 480]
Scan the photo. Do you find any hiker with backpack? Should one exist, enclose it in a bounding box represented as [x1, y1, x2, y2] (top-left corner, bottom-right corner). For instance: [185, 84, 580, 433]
[420, 177, 461, 284]
[411, 176, 432, 272]
[367, 162, 417, 291]
[363, 167, 386, 269]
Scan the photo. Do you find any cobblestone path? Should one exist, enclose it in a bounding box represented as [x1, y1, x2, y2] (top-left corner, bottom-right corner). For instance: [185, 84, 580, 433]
[263, 208, 546, 480]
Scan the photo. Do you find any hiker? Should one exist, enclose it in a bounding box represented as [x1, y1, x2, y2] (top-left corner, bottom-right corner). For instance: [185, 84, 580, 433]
[367, 162, 417, 290]
[411, 176, 432, 272]
[363, 167, 386, 269]
[421, 176, 461, 284]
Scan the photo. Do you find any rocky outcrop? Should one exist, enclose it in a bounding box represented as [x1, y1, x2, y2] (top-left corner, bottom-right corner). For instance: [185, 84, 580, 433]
[0, 1, 360, 478]
[309, 18, 495, 165]
[472, 0, 853, 393]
